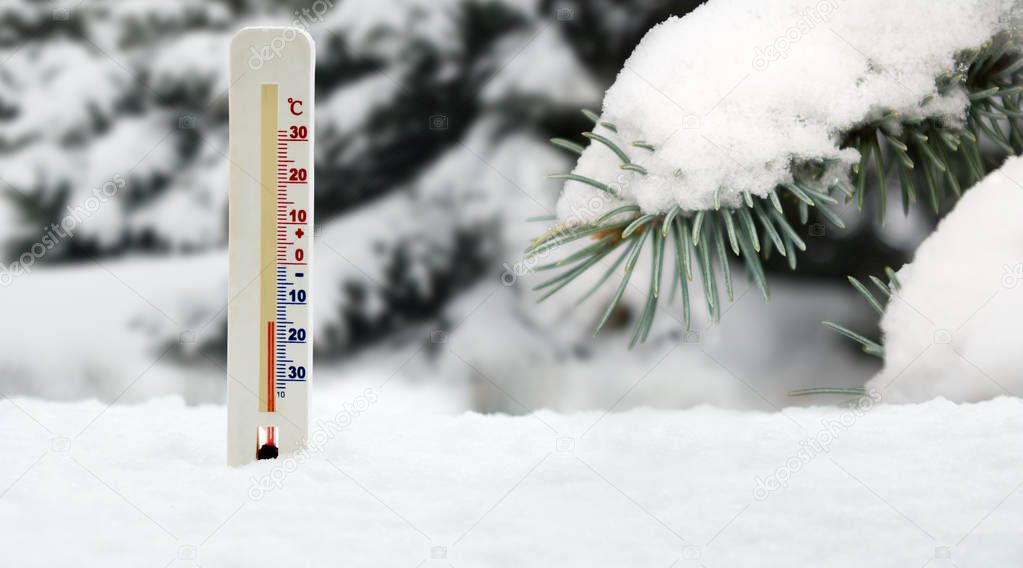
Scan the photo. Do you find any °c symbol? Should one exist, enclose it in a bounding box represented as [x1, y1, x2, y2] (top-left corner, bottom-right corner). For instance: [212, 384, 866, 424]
[289, 98, 303, 116]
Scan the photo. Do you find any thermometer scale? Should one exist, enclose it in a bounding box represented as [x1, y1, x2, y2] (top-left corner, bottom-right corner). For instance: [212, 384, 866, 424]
[227, 28, 314, 466]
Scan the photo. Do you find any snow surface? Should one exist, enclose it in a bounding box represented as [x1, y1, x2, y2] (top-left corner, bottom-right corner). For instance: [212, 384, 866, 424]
[3, 392, 1022, 567]
[869, 156, 1023, 403]
[557, 0, 1018, 221]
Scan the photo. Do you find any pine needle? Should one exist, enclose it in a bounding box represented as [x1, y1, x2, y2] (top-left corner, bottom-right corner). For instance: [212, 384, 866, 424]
[550, 138, 584, 155]
[583, 132, 632, 165]
[594, 229, 649, 336]
[821, 321, 883, 354]
[545, 173, 616, 196]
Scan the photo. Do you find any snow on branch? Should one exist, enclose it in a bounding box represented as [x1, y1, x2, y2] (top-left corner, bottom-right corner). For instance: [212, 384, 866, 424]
[557, 0, 1019, 219]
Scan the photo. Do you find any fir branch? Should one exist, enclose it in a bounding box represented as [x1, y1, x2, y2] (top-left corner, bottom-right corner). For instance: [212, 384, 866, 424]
[533, 32, 1023, 346]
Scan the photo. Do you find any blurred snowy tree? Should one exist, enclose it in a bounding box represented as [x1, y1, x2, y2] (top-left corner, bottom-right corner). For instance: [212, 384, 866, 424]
[0, 0, 233, 258]
[0, 0, 713, 359]
[0, 0, 924, 410]
[0, 0, 906, 405]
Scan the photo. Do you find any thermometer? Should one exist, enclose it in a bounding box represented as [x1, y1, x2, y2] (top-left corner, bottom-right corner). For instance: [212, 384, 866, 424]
[227, 28, 314, 466]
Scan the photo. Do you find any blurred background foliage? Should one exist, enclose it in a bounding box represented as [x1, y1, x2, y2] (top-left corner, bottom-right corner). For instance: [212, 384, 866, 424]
[0, 0, 946, 410]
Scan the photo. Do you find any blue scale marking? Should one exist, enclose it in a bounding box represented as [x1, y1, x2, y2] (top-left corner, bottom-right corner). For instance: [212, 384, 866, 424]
[273, 240, 309, 393]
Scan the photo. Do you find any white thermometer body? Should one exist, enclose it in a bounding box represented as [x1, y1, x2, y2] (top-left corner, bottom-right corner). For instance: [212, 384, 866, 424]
[227, 28, 314, 466]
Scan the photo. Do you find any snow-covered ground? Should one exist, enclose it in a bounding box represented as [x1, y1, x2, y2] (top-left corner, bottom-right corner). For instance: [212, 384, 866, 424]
[4, 388, 1021, 567]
